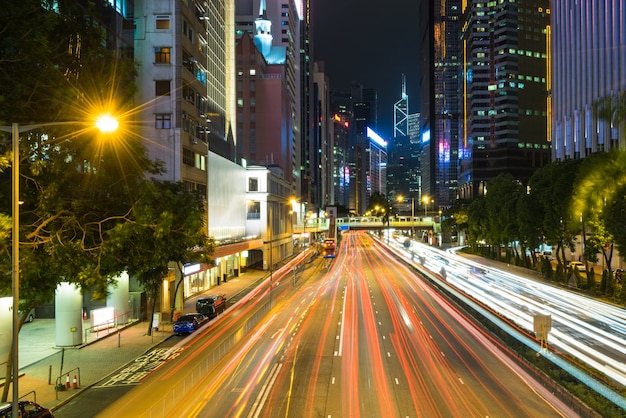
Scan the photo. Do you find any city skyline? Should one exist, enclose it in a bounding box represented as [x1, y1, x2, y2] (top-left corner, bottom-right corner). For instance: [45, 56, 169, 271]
[311, 0, 421, 138]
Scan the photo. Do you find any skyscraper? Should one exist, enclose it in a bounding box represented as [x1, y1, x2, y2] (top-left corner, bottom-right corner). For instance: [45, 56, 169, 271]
[457, 1, 552, 199]
[235, 0, 306, 197]
[134, 0, 236, 191]
[387, 75, 411, 201]
[417, 0, 461, 209]
[551, 1, 626, 160]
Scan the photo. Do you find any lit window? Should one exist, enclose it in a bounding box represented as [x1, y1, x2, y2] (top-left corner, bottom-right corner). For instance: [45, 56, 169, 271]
[156, 15, 170, 30]
[249, 69, 256, 76]
[154, 47, 171, 64]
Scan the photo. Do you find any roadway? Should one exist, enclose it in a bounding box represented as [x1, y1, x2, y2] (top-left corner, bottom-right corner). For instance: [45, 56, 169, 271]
[92, 231, 574, 417]
[400, 240, 626, 391]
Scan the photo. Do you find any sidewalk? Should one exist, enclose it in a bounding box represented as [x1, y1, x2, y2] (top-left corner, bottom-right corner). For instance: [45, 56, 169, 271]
[9, 267, 269, 412]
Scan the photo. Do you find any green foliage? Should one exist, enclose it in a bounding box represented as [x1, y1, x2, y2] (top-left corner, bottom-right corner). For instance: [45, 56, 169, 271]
[587, 267, 596, 291]
[105, 180, 214, 297]
[367, 192, 390, 216]
[540, 257, 552, 279]
[528, 160, 582, 266]
[600, 270, 608, 293]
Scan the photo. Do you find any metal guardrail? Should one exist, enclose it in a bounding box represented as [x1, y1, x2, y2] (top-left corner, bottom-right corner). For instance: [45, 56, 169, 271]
[83, 310, 136, 345]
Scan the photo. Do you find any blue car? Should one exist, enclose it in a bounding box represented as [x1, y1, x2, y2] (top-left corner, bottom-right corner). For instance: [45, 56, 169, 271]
[173, 313, 209, 335]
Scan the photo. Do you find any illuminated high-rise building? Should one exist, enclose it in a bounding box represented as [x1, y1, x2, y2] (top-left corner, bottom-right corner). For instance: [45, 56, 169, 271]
[134, 0, 236, 189]
[387, 75, 411, 201]
[457, 1, 552, 199]
[235, 0, 307, 199]
[552, 1, 626, 160]
[417, 0, 461, 209]
[330, 92, 353, 211]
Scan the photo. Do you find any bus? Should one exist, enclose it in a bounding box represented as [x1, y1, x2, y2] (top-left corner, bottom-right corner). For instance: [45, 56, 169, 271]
[322, 238, 337, 258]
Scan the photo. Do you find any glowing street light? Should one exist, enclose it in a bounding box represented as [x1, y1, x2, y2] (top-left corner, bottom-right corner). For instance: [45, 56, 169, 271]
[422, 196, 433, 217]
[96, 114, 119, 132]
[0, 116, 117, 417]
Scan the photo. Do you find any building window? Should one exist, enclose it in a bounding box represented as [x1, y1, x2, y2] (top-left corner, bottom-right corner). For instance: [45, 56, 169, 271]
[249, 177, 259, 191]
[183, 148, 195, 166]
[155, 15, 170, 30]
[155, 114, 172, 129]
[183, 19, 194, 42]
[247, 201, 261, 219]
[249, 69, 256, 76]
[237, 98, 244, 107]
[195, 153, 206, 170]
[154, 47, 171, 64]
[155, 80, 171, 96]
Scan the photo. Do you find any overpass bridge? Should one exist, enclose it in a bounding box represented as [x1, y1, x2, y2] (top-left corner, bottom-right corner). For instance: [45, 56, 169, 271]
[293, 216, 440, 235]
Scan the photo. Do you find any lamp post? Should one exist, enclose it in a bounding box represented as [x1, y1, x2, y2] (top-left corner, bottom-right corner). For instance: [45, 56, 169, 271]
[268, 199, 273, 308]
[422, 196, 432, 217]
[1, 117, 117, 417]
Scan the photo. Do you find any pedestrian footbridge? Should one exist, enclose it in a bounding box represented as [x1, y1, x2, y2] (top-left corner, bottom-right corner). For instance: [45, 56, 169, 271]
[293, 216, 440, 234]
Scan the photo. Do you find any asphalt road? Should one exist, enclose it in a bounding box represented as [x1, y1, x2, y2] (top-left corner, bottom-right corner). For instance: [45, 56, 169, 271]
[54, 232, 577, 417]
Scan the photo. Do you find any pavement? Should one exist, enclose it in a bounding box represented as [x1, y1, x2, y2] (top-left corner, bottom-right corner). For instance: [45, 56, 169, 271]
[6, 267, 270, 413]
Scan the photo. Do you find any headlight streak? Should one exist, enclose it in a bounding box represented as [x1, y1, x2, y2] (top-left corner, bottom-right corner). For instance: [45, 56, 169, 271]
[395, 240, 626, 407]
[443, 249, 626, 387]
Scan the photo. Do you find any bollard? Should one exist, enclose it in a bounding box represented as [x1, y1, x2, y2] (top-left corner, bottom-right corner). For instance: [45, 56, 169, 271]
[72, 375, 78, 389]
[48, 365, 52, 385]
[65, 374, 70, 389]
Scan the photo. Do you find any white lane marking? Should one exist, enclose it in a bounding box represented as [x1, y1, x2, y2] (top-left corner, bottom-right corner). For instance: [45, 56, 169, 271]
[337, 286, 347, 357]
[248, 363, 283, 418]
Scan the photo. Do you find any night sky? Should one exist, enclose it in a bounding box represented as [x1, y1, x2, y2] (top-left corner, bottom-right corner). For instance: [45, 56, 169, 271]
[311, 0, 421, 139]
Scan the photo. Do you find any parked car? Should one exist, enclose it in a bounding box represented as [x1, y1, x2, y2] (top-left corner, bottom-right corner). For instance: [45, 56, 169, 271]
[196, 295, 226, 319]
[18, 307, 36, 323]
[173, 313, 209, 335]
[567, 261, 587, 273]
[0, 401, 54, 418]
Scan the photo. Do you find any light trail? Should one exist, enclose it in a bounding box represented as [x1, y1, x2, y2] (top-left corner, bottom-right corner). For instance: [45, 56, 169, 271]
[392, 239, 626, 400]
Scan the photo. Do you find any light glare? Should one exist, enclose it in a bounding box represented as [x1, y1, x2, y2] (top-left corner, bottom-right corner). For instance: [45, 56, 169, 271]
[96, 115, 119, 132]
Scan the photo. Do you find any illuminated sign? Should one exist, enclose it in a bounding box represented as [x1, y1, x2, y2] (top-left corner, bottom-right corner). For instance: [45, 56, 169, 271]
[183, 263, 201, 275]
[366, 127, 387, 148]
[422, 129, 431, 144]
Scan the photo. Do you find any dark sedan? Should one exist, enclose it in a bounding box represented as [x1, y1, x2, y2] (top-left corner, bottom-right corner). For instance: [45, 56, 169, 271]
[173, 313, 209, 335]
[196, 294, 226, 319]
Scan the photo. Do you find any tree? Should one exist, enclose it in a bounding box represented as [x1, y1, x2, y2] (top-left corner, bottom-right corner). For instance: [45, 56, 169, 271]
[483, 173, 524, 261]
[517, 192, 544, 267]
[528, 160, 581, 269]
[466, 197, 488, 253]
[573, 151, 626, 260]
[0, 1, 157, 401]
[105, 180, 214, 335]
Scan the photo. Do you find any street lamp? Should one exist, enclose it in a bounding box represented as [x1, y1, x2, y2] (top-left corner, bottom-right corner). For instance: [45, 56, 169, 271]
[0, 116, 117, 417]
[422, 196, 432, 217]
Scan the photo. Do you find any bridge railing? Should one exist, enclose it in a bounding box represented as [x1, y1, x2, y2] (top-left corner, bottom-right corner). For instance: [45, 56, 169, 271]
[293, 216, 439, 232]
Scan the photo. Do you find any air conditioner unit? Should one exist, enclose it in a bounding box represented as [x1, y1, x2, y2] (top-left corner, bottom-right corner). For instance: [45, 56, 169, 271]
[192, 137, 198, 144]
